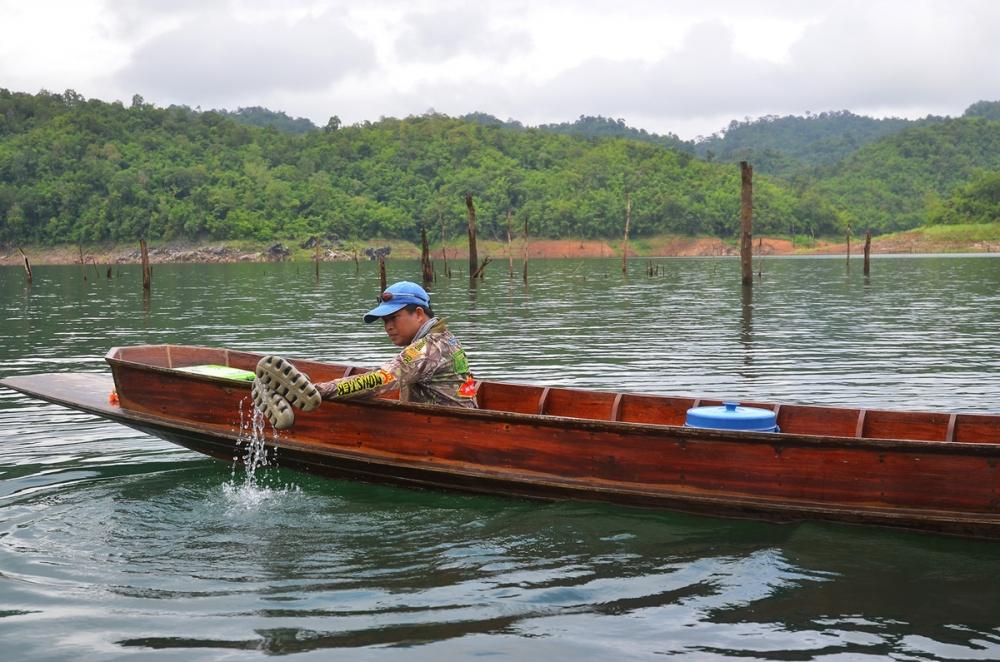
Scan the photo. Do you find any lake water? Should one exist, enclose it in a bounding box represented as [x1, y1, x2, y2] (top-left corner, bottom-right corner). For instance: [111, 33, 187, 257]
[1, 255, 999, 660]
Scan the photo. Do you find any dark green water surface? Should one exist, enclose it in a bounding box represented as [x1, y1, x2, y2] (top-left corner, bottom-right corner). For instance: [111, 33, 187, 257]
[1, 256, 999, 660]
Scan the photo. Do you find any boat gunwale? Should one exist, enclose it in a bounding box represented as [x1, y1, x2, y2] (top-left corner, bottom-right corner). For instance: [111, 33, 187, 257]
[4, 371, 998, 539]
[103, 345, 1000, 456]
[50, 382, 1000, 533]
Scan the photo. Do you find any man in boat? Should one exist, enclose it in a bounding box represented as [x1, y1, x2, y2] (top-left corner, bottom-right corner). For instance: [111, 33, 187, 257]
[313, 281, 477, 408]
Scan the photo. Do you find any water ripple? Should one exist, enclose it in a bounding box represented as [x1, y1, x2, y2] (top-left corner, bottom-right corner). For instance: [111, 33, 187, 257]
[2, 257, 1000, 659]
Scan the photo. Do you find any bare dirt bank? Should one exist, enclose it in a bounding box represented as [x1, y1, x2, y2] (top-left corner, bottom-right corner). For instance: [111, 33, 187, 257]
[3, 233, 996, 267]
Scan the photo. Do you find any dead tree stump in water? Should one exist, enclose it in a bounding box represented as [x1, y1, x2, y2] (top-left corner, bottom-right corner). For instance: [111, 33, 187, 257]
[622, 192, 631, 275]
[139, 239, 152, 291]
[506, 210, 514, 277]
[421, 227, 434, 283]
[740, 161, 753, 286]
[471, 256, 492, 280]
[757, 237, 763, 280]
[522, 218, 529, 285]
[439, 213, 451, 278]
[846, 226, 852, 266]
[864, 230, 872, 276]
[314, 242, 321, 282]
[465, 194, 478, 283]
[18, 248, 32, 284]
[378, 256, 387, 292]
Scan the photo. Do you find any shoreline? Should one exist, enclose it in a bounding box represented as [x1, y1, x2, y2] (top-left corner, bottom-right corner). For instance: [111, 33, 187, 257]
[2, 232, 997, 267]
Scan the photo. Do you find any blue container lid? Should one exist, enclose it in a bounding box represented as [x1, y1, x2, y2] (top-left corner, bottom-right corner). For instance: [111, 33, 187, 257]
[685, 401, 778, 432]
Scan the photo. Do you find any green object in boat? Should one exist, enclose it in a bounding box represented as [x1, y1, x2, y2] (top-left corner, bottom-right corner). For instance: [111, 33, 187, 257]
[176, 364, 256, 381]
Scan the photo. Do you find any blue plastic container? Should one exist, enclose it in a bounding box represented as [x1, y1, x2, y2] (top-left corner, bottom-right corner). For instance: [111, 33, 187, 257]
[685, 401, 779, 432]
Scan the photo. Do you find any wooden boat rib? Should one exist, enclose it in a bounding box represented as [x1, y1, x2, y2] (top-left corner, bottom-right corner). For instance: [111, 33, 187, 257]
[2, 344, 999, 539]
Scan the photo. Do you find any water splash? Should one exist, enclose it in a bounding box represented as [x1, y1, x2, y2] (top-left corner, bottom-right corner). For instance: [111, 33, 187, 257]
[235, 396, 272, 483]
[224, 397, 298, 510]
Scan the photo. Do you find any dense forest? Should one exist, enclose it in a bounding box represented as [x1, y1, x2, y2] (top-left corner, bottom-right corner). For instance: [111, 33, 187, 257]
[813, 118, 1000, 231]
[533, 115, 693, 154]
[0, 88, 997, 247]
[464, 111, 948, 179]
[692, 111, 948, 177]
[215, 106, 317, 134]
[0, 89, 806, 245]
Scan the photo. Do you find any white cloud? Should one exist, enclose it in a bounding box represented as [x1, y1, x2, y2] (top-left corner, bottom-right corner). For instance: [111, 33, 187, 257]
[474, 1, 1000, 135]
[784, 1, 1000, 109]
[395, 6, 532, 63]
[114, 9, 375, 106]
[2, 0, 999, 138]
[0, 0, 127, 95]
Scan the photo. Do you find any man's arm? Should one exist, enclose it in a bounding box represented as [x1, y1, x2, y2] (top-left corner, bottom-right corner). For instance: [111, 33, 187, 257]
[314, 340, 437, 401]
[315, 365, 398, 400]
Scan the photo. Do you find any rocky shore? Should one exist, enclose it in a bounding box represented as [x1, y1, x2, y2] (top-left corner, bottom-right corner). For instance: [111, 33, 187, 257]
[121, 243, 297, 263]
[1, 241, 357, 267]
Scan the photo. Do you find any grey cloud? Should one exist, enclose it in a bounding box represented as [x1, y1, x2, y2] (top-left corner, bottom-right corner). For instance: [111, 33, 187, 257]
[785, 4, 1000, 109]
[523, 7, 1000, 123]
[395, 7, 532, 63]
[105, 0, 357, 36]
[530, 21, 786, 117]
[114, 10, 374, 105]
[105, 0, 222, 37]
[105, 0, 1000, 137]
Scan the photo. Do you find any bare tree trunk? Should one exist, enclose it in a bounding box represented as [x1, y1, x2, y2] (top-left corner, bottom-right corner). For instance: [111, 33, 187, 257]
[522, 217, 529, 284]
[439, 213, 451, 278]
[864, 229, 872, 276]
[139, 239, 151, 291]
[18, 248, 32, 284]
[378, 256, 387, 292]
[506, 210, 514, 277]
[740, 161, 753, 286]
[465, 193, 478, 281]
[314, 241, 321, 282]
[421, 227, 434, 283]
[471, 256, 493, 279]
[79, 244, 87, 282]
[622, 192, 631, 275]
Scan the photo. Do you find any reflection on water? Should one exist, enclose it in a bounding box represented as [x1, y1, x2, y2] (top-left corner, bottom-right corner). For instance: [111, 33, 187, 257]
[1, 256, 999, 660]
[740, 284, 753, 376]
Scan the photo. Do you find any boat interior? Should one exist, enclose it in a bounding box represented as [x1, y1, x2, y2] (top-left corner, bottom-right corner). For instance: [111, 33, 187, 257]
[108, 345, 1000, 444]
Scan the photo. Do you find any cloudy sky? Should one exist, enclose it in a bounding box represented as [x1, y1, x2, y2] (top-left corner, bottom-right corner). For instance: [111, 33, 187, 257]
[1, 0, 997, 139]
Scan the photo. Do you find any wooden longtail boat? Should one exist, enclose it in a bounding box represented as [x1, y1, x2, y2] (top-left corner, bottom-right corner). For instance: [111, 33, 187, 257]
[2, 344, 1000, 539]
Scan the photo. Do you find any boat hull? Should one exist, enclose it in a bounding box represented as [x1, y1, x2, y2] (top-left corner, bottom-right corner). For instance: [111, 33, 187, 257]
[2, 344, 999, 539]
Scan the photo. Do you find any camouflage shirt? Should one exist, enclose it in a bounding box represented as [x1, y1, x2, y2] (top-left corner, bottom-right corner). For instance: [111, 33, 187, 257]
[315, 318, 477, 408]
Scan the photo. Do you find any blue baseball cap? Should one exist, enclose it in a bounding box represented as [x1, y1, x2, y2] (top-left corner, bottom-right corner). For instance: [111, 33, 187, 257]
[364, 281, 431, 323]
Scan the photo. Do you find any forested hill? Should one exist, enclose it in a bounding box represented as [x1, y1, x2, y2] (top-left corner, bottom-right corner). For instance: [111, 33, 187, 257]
[812, 117, 1000, 232]
[465, 110, 957, 184]
[534, 116, 694, 154]
[693, 111, 947, 177]
[215, 106, 317, 134]
[1, 89, 997, 247]
[964, 100, 1000, 120]
[0, 89, 812, 246]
